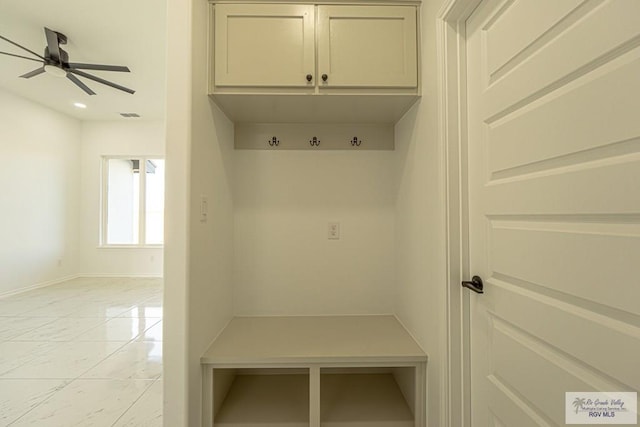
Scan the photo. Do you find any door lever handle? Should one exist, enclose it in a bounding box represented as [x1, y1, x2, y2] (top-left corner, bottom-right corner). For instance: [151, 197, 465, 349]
[461, 276, 484, 294]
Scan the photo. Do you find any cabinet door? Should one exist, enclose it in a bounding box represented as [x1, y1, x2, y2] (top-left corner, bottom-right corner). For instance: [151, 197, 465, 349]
[214, 4, 315, 88]
[317, 6, 418, 88]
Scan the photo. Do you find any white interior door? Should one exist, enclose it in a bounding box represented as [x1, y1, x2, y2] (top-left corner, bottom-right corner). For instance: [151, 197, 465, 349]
[466, 0, 640, 425]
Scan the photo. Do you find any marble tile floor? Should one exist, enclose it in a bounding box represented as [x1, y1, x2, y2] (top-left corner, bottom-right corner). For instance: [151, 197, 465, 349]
[0, 277, 163, 426]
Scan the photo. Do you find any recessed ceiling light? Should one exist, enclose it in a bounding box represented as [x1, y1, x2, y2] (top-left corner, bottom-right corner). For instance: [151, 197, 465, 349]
[74, 102, 87, 109]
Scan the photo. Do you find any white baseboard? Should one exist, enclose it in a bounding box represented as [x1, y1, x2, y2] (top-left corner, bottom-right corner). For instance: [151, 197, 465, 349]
[0, 274, 164, 300]
[0, 274, 80, 299]
[77, 274, 163, 278]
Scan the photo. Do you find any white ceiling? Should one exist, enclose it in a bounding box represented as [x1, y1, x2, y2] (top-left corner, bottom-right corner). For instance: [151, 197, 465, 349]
[0, 0, 167, 120]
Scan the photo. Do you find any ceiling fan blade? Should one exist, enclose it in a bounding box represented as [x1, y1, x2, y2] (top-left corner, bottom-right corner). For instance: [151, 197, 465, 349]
[68, 63, 130, 72]
[44, 27, 61, 62]
[67, 73, 96, 95]
[20, 67, 45, 78]
[0, 35, 45, 61]
[0, 50, 44, 64]
[69, 69, 135, 94]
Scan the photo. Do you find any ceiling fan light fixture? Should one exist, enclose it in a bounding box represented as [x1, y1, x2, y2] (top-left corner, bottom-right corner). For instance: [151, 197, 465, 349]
[44, 64, 66, 78]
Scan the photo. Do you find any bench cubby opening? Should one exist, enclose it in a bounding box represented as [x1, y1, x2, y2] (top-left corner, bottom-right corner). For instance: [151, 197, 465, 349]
[213, 368, 310, 427]
[320, 367, 416, 427]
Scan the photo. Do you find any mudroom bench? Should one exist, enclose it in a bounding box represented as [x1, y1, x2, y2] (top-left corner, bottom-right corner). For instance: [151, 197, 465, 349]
[201, 315, 428, 427]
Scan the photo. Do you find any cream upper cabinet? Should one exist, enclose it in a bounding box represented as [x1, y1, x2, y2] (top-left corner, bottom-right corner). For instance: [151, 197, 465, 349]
[214, 4, 315, 87]
[210, 2, 421, 123]
[316, 6, 417, 88]
[212, 3, 418, 90]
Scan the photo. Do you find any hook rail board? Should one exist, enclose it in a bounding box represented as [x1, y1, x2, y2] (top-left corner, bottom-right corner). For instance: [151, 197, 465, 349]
[234, 123, 394, 150]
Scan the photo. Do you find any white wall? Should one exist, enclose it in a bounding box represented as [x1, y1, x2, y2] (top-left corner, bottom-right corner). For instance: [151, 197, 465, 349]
[164, 0, 236, 425]
[394, 1, 448, 426]
[234, 151, 395, 315]
[0, 88, 81, 295]
[163, 0, 191, 421]
[79, 120, 165, 277]
[187, 0, 236, 423]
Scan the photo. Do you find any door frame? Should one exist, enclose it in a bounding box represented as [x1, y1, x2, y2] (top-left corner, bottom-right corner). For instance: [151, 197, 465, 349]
[436, 0, 482, 426]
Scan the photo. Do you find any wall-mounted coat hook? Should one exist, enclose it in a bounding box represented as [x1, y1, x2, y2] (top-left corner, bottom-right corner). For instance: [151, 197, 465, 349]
[309, 136, 320, 147]
[268, 136, 279, 147]
[350, 137, 362, 147]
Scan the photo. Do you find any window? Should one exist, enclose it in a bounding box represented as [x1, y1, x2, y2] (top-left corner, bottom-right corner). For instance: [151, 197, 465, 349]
[102, 157, 165, 246]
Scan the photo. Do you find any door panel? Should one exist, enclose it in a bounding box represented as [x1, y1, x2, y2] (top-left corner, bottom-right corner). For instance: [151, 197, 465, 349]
[488, 55, 640, 174]
[490, 222, 640, 314]
[490, 281, 640, 389]
[316, 5, 417, 88]
[492, 320, 605, 424]
[483, 0, 640, 119]
[214, 4, 315, 87]
[484, 0, 584, 77]
[467, 0, 640, 424]
[485, 161, 640, 213]
[487, 378, 544, 427]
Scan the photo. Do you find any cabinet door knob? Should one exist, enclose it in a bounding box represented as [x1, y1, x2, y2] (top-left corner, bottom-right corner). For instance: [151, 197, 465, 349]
[321, 74, 328, 82]
[306, 74, 313, 82]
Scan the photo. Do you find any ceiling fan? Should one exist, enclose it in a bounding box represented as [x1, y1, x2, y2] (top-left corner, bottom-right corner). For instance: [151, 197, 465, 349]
[0, 27, 135, 95]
